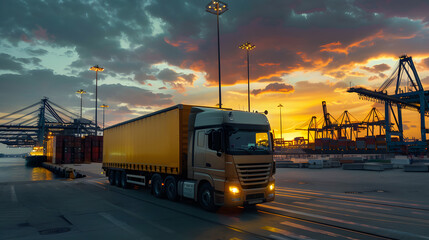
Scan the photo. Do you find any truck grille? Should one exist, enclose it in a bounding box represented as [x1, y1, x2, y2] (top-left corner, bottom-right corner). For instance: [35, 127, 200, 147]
[246, 193, 264, 201]
[236, 163, 271, 189]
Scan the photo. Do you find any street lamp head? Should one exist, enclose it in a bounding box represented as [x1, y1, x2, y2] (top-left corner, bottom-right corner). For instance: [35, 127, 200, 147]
[100, 104, 109, 108]
[90, 65, 104, 72]
[278, 104, 283, 108]
[76, 89, 86, 95]
[239, 42, 256, 51]
[206, 0, 228, 15]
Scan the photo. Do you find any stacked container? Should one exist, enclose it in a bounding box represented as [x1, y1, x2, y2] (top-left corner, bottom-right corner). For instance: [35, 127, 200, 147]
[46, 135, 103, 164]
[356, 137, 366, 150]
[315, 139, 322, 150]
[348, 140, 356, 151]
[376, 135, 387, 150]
[365, 136, 376, 150]
[321, 138, 330, 150]
[338, 137, 347, 151]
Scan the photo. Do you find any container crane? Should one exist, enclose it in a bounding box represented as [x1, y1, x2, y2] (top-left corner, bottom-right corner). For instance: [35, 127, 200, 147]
[0, 97, 99, 148]
[321, 101, 338, 139]
[348, 55, 429, 153]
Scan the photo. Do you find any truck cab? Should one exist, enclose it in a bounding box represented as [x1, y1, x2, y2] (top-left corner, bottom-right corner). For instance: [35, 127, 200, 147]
[186, 107, 275, 210]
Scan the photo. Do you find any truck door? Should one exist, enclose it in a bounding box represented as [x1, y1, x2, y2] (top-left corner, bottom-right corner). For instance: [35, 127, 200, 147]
[193, 129, 225, 182]
[193, 129, 207, 169]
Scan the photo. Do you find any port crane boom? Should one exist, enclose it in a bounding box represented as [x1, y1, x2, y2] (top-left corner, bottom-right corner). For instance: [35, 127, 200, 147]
[348, 55, 428, 153]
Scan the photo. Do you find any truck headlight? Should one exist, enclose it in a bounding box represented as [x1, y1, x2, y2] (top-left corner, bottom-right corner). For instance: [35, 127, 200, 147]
[269, 183, 275, 191]
[229, 186, 240, 194]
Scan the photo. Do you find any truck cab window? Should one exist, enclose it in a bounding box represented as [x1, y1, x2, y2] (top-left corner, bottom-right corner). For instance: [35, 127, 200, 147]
[197, 131, 205, 147]
[227, 130, 271, 155]
[208, 130, 222, 151]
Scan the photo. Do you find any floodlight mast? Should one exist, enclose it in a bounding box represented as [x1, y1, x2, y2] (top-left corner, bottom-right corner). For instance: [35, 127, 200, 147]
[239, 42, 255, 112]
[206, 1, 228, 108]
[90, 65, 104, 136]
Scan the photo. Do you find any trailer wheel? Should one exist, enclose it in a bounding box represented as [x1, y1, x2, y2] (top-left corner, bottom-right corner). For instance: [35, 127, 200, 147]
[151, 174, 164, 198]
[121, 172, 129, 189]
[198, 182, 217, 212]
[108, 170, 115, 185]
[115, 171, 123, 187]
[165, 176, 178, 201]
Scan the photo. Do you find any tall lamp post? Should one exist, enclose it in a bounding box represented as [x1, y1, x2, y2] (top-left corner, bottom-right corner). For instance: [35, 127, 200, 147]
[76, 89, 86, 119]
[206, 0, 228, 108]
[100, 104, 109, 130]
[90, 65, 104, 136]
[278, 104, 284, 147]
[239, 42, 255, 112]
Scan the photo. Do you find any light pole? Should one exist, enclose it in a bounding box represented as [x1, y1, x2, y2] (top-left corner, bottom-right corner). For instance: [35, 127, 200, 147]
[100, 104, 109, 130]
[239, 42, 255, 112]
[278, 104, 283, 147]
[206, 0, 228, 108]
[76, 89, 86, 119]
[90, 65, 104, 136]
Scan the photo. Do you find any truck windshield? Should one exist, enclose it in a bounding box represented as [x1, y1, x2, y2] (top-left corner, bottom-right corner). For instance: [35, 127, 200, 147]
[226, 129, 271, 155]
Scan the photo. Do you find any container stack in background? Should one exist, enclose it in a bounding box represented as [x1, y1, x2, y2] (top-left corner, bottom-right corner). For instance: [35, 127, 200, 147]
[46, 135, 103, 164]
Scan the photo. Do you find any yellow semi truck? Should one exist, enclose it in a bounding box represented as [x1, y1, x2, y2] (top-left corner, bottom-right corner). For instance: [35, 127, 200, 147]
[102, 104, 275, 211]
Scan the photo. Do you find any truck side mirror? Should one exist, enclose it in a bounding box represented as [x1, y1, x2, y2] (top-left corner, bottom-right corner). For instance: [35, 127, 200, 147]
[270, 132, 274, 152]
[212, 130, 222, 152]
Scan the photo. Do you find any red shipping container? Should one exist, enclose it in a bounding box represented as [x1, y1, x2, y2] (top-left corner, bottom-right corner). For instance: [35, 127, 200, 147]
[84, 151, 92, 163]
[356, 137, 366, 150]
[329, 140, 338, 150]
[348, 141, 356, 150]
[365, 136, 376, 144]
[92, 146, 99, 162]
[64, 152, 72, 164]
[315, 139, 323, 150]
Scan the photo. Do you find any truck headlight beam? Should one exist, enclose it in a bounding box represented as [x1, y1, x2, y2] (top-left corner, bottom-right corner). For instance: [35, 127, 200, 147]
[229, 186, 240, 194]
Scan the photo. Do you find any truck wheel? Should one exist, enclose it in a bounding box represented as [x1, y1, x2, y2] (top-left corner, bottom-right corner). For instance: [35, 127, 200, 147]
[121, 172, 129, 189]
[151, 174, 164, 198]
[115, 171, 123, 187]
[108, 170, 115, 185]
[165, 176, 178, 201]
[198, 182, 217, 212]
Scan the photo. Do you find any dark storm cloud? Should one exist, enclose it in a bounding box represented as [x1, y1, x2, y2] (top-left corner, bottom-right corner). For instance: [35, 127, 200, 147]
[356, 0, 429, 23]
[2, 0, 428, 86]
[0, 53, 42, 71]
[258, 76, 284, 83]
[0, 53, 23, 71]
[98, 84, 173, 107]
[16, 57, 41, 66]
[157, 69, 196, 84]
[252, 82, 294, 96]
[155, 68, 197, 91]
[0, 0, 153, 74]
[0, 69, 90, 112]
[26, 48, 48, 56]
[361, 63, 391, 73]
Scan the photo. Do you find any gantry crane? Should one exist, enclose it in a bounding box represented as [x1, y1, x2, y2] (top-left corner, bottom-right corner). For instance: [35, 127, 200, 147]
[321, 101, 338, 139]
[0, 97, 98, 147]
[361, 108, 386, 136]
[337, 110, 363, 140]
[348, 55, 429, 153]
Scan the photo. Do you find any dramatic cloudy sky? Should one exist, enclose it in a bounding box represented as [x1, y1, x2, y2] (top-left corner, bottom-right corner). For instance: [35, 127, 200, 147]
[1, 0, 429, 152]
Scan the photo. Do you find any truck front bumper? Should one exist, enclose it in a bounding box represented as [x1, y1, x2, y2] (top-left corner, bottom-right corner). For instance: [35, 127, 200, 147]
[221, 181, 275, 207]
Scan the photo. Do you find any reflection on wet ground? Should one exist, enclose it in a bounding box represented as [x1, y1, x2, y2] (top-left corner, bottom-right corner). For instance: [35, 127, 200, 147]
[31, 167, 53, 181]
[0, 158, 55, 182]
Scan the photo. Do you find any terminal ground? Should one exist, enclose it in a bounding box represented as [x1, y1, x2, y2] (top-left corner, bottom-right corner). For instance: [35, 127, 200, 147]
[1, 162, 428, 239]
